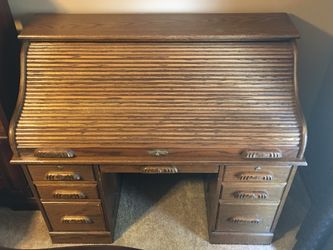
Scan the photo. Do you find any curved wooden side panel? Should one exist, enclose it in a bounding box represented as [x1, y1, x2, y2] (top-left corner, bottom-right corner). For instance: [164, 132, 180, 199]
[292, 42, 308, 159]
[9, 41, 29, 157]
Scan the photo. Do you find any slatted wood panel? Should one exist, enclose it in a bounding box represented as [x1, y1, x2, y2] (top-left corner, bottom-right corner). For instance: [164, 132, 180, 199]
[15, 42, 301, 149]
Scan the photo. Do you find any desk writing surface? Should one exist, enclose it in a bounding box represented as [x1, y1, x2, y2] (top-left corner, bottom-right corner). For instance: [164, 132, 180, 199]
[19, 13, 299, 41]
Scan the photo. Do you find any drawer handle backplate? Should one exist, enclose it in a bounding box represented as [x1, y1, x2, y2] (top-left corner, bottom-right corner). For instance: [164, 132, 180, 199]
[142, 166, 178, 174]
[241, 150, 282, 159]
[228, 216, 261, 224]
[237, 172, 273, 181]
[34, 148, 75, 158]
[61, 216, 93, 224]
[45, 171, 81, 181]
[233, 191, 269, 200]
[53, 190, 87, 199]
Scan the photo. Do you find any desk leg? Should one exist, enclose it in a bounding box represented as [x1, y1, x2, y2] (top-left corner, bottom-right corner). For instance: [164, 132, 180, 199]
[49, 169, 121, 244]
[206, 165, 297, 245]
[205, 171, 222, 240]
[22, 164, 121, 244]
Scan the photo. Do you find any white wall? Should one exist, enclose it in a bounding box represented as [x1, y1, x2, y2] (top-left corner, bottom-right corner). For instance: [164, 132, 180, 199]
[8, 0, 333, 117]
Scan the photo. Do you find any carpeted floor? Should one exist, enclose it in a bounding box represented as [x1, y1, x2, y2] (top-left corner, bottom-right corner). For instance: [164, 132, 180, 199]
[0, 174, 309, 250]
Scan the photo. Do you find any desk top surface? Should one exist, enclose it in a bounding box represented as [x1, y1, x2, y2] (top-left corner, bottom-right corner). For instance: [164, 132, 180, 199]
[19, 13, 299, 41]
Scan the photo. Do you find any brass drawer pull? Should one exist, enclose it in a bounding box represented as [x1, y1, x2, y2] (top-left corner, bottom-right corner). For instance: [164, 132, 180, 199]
[228, 216, 261, 224]
[241, 150, 282, 159]
[61, 216, 93, 224]
[237, 172, 273, 181]
[142, 166, 178, 174]
[34, 148, 75, 158]
[52, 190, 87, 199]
[233, 191, 269, 200]
[45, 171, 81, 181]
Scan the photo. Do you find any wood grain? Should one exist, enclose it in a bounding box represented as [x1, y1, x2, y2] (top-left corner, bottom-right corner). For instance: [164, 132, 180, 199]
[101, 163, 218, 173]
[220, 183, 286, 203]
[270, 165, 298, 231]
[292, 43, 308, 158]
[94, 170, 120, 236]
[49, 231, 113, 244]
[43, 201, 106, 231]
[216, 203, 278, 232]
[18, 13, 299, 42]
[223, 165, 291, 183]
[12, 42, 303, 160]
[10, 13, 307, 245]
[27, 165, 95, 181]
[35, 182, 99, 200]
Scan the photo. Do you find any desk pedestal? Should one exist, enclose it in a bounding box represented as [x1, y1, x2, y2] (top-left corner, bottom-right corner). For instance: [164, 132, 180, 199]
[23, 163, 297, 244]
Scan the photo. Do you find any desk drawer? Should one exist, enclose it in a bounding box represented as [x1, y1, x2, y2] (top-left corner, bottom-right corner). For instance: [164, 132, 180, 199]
[101, 164, 218, 173]
[43, 201, 106, 231]
[221, 183, 285, 203]
[36, 183, 99, 200]
[223, 165, 291, 183]
[216, 203, 278, 233]
[28, 165, 95, 181]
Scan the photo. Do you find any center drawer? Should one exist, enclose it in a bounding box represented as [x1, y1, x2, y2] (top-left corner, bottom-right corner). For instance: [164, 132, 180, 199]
[100, 164, 218, 173]
[43, 201, 106, 231]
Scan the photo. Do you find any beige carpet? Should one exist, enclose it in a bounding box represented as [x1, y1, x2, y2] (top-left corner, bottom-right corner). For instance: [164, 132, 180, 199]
[0, 174, 309, 250]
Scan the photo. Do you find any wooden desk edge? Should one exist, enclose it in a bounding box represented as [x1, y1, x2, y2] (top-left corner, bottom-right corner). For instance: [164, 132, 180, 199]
[11, 156, 307, 167]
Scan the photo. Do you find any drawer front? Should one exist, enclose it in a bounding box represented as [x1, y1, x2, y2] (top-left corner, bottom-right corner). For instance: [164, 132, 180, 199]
[43, 202, 106, 231]
[36, 183, 99, 200]
[221, 183, 285, 203]
[101, 164, 218, 173]
[28, 165, 95, 181]
[223, 165, 291, 183]
[216, 203, 278, 233]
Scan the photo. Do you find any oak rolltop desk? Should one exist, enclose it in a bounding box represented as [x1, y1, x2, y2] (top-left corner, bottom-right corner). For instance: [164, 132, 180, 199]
[10, 13, 307, 244]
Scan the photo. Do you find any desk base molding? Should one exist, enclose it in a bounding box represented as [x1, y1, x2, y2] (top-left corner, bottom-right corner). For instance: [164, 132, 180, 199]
[50, 231, 113, 244]
[209, 232, 274, 245]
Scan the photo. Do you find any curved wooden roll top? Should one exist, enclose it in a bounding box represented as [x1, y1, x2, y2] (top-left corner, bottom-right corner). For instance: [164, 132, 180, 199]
[9, 14, 307, 164]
